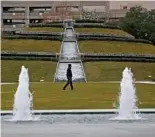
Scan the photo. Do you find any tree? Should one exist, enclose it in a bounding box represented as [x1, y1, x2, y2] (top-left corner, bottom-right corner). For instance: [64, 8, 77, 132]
[139, 9, 155, 40]
[150, 32, 155, 45]
[120, 6, 148, 39]
[120, 6, 155, 43]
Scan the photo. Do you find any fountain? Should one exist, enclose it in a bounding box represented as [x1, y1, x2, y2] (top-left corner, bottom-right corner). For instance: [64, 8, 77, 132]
[54, 26, 86, 82]
[55, 63, 85, 81]
[114, 67, 141, 120]
[11, 66, 33, 121]
[2, 66, 155, 136]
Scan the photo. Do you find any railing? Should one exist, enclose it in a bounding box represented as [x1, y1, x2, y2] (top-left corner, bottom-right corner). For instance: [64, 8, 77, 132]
[3, 13, 25, 19]
[2, 24, 25, 31]
[29, 12, 44, 19]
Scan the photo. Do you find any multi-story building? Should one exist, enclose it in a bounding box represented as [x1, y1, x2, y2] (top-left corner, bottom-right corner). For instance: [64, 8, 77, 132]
[1, 1, 111, 31]
[1, 1, 134, 31]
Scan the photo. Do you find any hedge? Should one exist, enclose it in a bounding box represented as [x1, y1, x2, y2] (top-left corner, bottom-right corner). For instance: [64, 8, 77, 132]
[82, 58, 155, 63]
[81, 53, 155, 62]
[81, 53, 155, 58]
[2, 31, 15, 36]
[77, 33, 134, 39]
[1, 51, 155, 62]
[2, 35, 62, 41]
[29, 23, 63, 27]
[74, 23, 121, 29]
[2, 55, 154, 63]
[1, 51, 58, 61]
[1, 56, 57, 61]
[75, 19, 104, 23]
[1, 51, 57, 57]
[15, 31, 62, 36]
[45, 21, 63, 24]
[77, 37, 152, 44]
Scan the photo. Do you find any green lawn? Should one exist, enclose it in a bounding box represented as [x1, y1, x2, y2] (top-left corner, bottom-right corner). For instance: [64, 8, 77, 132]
[1, 61, 155, 82]
[1, 83, 155, 110]
[84, 62, 155, 81]
[79, 40, 155, 54]
[1, 60, 57, 82]
[2, 39, 61, 52]
[24, 27, 63, 32]
[75, 28, 132, 36]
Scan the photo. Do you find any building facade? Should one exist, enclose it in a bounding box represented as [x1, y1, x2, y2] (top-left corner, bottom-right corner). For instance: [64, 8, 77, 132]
[1, 1, 128, 31]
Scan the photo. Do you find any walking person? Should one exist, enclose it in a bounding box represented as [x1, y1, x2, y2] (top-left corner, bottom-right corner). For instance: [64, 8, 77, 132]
[63, 64, 74, 90]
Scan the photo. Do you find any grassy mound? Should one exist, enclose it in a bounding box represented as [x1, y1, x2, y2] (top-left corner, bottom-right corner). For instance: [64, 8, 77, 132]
[84, 62, 155, 81]
[24, 27, 63, 32]
[2, 39, 61, 52]
[79, 41, 155, 54]
[75, 28, 132, 36]
[1, 83, 155, 110]
[1, 60, 57, 82]
[1, 61, 155, 82]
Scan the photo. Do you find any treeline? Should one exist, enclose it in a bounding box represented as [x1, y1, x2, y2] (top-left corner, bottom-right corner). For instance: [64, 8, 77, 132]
[119, 6, 155, 45]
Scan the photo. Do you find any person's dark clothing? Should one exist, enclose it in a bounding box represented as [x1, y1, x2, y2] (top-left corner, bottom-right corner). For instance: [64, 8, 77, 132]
[63, 68, 73, 90]
[67, 68, 72, 78]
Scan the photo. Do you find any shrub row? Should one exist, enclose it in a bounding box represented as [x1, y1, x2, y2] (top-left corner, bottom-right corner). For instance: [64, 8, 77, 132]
[2, 51, 155, 63]
[78, 33, 134, 39]
[1, 56, 57, 61]
[82, 58, 155, 63]
[78, 37, 152, 44]
[74, 23, 121, 29]
[29, 23, 63, 27]
[2, 51, 154, 58]
[1, 51, 57, 57]
[2, 35, 62, 41]
[2, 31, 15, 36]
[45, 21, 63, 24]
[2, 56, 154, 63]
[81, 53, 155, 59]
[81, 53, 155, 62]
[75, 19, 104, 23]
[15, 31, 62, 36]
[1, 51, 58, 61]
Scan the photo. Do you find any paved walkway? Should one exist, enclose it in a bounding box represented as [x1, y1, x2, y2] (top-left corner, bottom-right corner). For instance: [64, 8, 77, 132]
[2, 122, 155, 137]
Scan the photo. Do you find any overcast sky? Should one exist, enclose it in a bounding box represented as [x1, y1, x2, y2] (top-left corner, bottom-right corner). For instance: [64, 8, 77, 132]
[110, 1, 155, 10]
[83, 1, 155, 11]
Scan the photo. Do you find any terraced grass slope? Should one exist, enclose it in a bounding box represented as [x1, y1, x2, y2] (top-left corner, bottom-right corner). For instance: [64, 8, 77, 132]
[75, 28, 132, 37]
[1, 60, 56, 82]
[2, 61, 155, 82]
[1, 83, 155, 110]
[2, 39, 61, 52]
[24, 27, 63, 32]
[84, 62, 155, 81]
[79, 41, 155, 54]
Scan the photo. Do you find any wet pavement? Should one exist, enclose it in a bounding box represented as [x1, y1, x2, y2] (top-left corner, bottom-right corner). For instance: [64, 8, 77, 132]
[1, 114, 155, 137]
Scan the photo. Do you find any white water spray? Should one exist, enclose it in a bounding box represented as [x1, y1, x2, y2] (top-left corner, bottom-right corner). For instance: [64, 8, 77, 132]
[114, 67, 141, 120]
[12, 66, 33, 121]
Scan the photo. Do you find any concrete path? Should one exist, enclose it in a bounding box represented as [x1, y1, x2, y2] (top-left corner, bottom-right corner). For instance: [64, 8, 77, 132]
[2, 122, 155, 137]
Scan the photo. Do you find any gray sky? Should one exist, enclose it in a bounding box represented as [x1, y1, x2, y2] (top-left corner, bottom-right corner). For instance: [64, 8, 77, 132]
[110, 1, 155, 10]
[83, 1, 155, 11]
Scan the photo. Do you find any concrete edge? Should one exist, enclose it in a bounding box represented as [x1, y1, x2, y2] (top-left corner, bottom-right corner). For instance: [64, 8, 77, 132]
[1, 109, 155, 115]
[1, 81, 155, 85]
